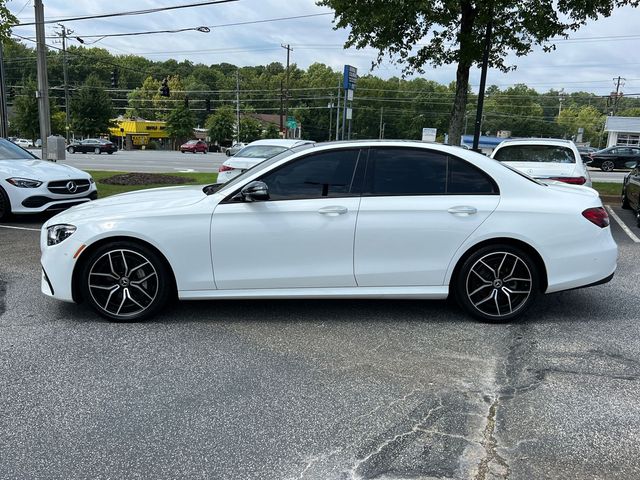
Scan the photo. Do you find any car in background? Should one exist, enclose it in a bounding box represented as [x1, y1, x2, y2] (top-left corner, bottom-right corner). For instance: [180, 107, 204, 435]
[588, 146, 640, 172]
[225, 142, 246, 157]
[180, 139, 208, 154]
[491, 138, 592, 187]
[40, 140, 617, 323]
[217, 139, 315, 183]
[620, 159, 640, 227]
[0, 138, 97, 221]
[67, 138, 117, 155]
[12, 138, 33, 148]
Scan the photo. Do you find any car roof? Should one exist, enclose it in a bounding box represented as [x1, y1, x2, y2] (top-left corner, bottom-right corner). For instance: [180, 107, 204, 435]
[496, 138, 575, 145]
[244, 139, 314, 147]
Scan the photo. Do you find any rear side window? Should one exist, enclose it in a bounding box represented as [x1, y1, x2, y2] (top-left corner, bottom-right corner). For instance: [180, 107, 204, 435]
[365, 148, 497, 196]
[493, 145, 576, 164]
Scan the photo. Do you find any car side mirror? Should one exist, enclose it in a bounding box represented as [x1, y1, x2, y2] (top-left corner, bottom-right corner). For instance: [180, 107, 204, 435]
[625, 161, 638, 169]
[241, 181, 269, 202]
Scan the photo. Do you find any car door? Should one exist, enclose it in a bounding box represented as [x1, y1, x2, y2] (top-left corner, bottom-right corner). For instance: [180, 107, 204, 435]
[628, 164, 640, 209]
[211, 148, 364, 290]
[354, 147, 500, 286]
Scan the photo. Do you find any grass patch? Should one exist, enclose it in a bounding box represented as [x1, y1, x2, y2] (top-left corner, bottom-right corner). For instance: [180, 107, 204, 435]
[88, 171, 218, 198]
[592, 182, 621, 196]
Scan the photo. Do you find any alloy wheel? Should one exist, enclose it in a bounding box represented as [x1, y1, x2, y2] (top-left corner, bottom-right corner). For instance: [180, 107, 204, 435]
[94, 147, 101, 154]
[601, 160, 615, 172]
[465, 251, 533, 319]
[87, 249, 159, 318]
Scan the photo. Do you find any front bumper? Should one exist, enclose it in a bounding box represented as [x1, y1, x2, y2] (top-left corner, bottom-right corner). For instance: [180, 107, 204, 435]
[11, 186, 98, 214]
[40, 231, 85, 303]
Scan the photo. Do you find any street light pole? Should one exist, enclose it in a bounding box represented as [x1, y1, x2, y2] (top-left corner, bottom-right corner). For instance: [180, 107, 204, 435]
[58, 24, 72, 141]
[472, 14, 493, 152]
[0, 41, 8, 138]
[35, 0, 51, 157]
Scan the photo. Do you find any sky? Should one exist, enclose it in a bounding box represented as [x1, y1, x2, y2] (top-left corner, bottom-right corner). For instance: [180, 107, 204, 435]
[8, 0, 640, 96]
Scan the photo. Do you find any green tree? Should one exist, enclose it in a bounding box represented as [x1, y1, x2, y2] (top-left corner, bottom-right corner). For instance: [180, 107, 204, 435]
[127, 76, 160, 120]
[0, 1, 17, 41]
[239, 116, 262, 143]
[618, 107, 640, 117]
[69, 75, 114, 137]
[557, 105, 605, 146]
[166, 104, 195, 148]
[12, 79, 40, 142]
[205, 106, 236, 145]
[318, 0, 637, 145]
[263, 123, 280, 139]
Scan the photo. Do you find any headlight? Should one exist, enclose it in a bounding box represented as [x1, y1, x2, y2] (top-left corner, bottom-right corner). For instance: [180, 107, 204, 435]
[6, 177, 42, 188]
[89, 177, 95, 184]
[47, 224, 76, 246]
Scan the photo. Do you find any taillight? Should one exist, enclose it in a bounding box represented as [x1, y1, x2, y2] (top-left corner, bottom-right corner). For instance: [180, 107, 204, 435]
[582, 207, 609, 228]
[218, 164, 236, 172]
[548, 176, 587, 185]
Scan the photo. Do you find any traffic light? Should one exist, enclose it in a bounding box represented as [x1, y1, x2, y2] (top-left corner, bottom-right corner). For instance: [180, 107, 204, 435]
[159, 77, 170, 97]
[110, 70, 118, 88]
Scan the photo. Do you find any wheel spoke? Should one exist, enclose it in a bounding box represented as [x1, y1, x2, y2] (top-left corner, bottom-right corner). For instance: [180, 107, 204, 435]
[129, 261, 150, 276]
[90, 272, 119, 281]
[471, 268, 493, 284]
[494, 291, 501, 316]
[479, 260, 497, 279]
[497, 253, 508, 278]
[121, 251, 129, 276]
[131, 272, 156, 285]
[115, 289, 127, 315]
[469, 283, 492, 297]
[107, 252, 120, 279]
[474, 289, 496, 308]
[125, 288, 145, 310]
[132, 284, 154, 301]
[103, 285, 120, 311]
[501, 287, 513, 314]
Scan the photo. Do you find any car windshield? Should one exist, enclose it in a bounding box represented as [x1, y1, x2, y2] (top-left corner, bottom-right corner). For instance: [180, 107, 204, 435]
[186, 140, 198, 144]
[204, 143, 315, 195]
[493, 145, 576, 164]
[0, 138, 38, 160]
[235, 145, 288, 158]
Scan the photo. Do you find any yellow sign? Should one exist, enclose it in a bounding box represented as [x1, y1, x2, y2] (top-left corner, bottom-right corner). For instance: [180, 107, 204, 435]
[132, 135, 149, 146]
[109, 119, 168, 139]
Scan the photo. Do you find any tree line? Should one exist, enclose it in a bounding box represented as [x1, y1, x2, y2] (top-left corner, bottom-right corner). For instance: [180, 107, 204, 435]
[3, 38, 640, 148]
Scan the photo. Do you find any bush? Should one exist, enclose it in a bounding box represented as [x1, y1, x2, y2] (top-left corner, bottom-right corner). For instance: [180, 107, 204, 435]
[146, 141, 160, 150]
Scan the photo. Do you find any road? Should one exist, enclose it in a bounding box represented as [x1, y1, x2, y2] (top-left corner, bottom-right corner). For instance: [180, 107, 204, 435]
[28, 149, 631, 183]
[1, 205, 639, 479]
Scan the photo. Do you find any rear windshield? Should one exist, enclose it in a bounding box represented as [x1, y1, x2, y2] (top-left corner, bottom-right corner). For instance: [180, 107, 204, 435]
[0, 138, 38, 160]
[235, 145, 288, 159]
[493, 145, 576, 164]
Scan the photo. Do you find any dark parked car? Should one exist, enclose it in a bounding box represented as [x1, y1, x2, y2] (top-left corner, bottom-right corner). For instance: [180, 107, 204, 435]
[67, 138, 117, 154]
[180, 140, 208, 154]
[589, 146, 640, 172]
[621, 160, 640, 227]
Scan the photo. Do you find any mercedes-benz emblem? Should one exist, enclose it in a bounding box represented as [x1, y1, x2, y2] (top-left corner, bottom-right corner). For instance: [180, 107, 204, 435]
[66, 181, 77, 193]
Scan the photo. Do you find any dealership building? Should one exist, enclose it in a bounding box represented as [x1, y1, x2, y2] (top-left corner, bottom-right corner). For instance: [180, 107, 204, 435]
[604, 116, 640, 147]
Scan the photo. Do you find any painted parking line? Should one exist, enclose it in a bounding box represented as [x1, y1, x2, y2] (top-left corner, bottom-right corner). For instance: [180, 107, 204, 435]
[0, 224, 40, 232]
[605, 205, 640, 243]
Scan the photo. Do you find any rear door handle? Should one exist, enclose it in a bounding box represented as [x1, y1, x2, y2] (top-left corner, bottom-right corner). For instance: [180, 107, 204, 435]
[448, 206, 478, 216]
[318, 206, 348, 216]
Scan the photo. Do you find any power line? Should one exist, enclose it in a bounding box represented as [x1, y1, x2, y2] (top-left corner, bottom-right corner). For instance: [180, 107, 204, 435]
[15, 0, 239, 26]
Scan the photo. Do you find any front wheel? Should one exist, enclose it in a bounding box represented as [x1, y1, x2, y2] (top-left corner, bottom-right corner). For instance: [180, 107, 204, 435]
[68, 147, 75, 154]
[0, 186, 11, 221]
[454, 245, 539, 323]
[94, 147, 101, 154]
[601, 160, 615, 172]
[107, 151, 113, 155]
[80, 241, 172, 321]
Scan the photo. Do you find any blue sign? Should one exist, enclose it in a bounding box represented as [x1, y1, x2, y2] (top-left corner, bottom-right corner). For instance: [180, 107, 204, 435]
[343, 65, 358, 91]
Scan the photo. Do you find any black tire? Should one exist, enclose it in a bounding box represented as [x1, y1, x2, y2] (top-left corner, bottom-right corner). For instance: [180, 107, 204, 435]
[202, 150, 207, 154]
[601, 160, 615, 172]
[0, 186, 11, 221]
[454, 245, 539, 323]
[79, 241, 172, 322]
[68, 146, 75, 154]
[181, 150, 185, 154]
[622, 189, 631, 209]
[107, 151, 113, 155]
[94, 147, 101, 154]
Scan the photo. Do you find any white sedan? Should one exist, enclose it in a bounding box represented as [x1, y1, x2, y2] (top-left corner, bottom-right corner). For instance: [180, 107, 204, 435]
[0, 138, 97, 221]
[40, 141, 617, 323]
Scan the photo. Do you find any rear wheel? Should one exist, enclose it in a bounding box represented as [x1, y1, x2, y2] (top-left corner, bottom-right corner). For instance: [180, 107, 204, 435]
[94, 147, 101, 154]
[80, 241, 172, 322]
[0, 186, 11, 221]
[455, 245, 539, 323]
[601, 160, 615, 172]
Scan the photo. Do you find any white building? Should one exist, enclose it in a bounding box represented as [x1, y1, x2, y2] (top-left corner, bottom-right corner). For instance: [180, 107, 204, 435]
[605, 116, 640, 147]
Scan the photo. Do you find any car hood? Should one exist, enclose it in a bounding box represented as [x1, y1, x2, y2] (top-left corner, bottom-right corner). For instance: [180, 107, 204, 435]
[224, 156, 267, 170]
[0, 159, 90, 180]
[498, 161, 579, 178]
[45, 185, 209, 226]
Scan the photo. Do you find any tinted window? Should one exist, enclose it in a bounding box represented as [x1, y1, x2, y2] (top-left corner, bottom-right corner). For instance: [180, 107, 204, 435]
[260, 149, 360, 200]
[237, 145, 288, 159]
[367, 148, 447, 195]
[448, 156, 497, 194]
[493, 145, 576, 164]
[0, 138, 37, 160]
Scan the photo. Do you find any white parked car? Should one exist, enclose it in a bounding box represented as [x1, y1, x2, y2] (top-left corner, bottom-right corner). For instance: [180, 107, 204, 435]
[491, 138, 592, 187]
[12, 138, 33, 148]
[0, 138, 97, 221]
[41, 140, 617, 323]
[217, 139, 314, 183]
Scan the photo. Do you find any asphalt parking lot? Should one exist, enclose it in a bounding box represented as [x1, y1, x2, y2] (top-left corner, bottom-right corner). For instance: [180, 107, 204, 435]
[1, 205, 639, 479]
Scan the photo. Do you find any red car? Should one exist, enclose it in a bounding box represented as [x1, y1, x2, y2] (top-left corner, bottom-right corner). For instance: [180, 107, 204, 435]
[180, 140, 208, 154]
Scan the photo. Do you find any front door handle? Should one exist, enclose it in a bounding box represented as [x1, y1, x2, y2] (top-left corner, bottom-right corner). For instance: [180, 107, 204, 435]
[448, 206, 478, 216]
[318, 206, 348, 216]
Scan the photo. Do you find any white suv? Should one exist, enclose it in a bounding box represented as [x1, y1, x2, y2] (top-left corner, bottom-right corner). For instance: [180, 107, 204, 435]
[491, 138, 592, 187]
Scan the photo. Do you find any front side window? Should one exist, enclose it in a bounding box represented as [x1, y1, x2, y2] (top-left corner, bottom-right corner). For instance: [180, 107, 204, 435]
[493, 145, 576, 164]
[259, 149, 361, 200]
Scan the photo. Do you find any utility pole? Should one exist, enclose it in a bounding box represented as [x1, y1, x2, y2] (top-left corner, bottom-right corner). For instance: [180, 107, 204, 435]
[0, 41, 8, 138]
[235, 70, 240, 144]
[35, 0, 51, 157]
[611, 76, 625, 116]
[378, 107, 384, 139]
[335, 82, 341, 141]
[281, 44, 292, 138]
[57, 24, 72, 141]
[328, 98, 334, 141]
[472, 14, 493, 152]
[279, 79, 284, 136]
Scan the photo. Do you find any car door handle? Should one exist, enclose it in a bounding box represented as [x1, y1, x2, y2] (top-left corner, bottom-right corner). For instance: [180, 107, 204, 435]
[448, 206, 478, 216]
[318, 206, 348, 216]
